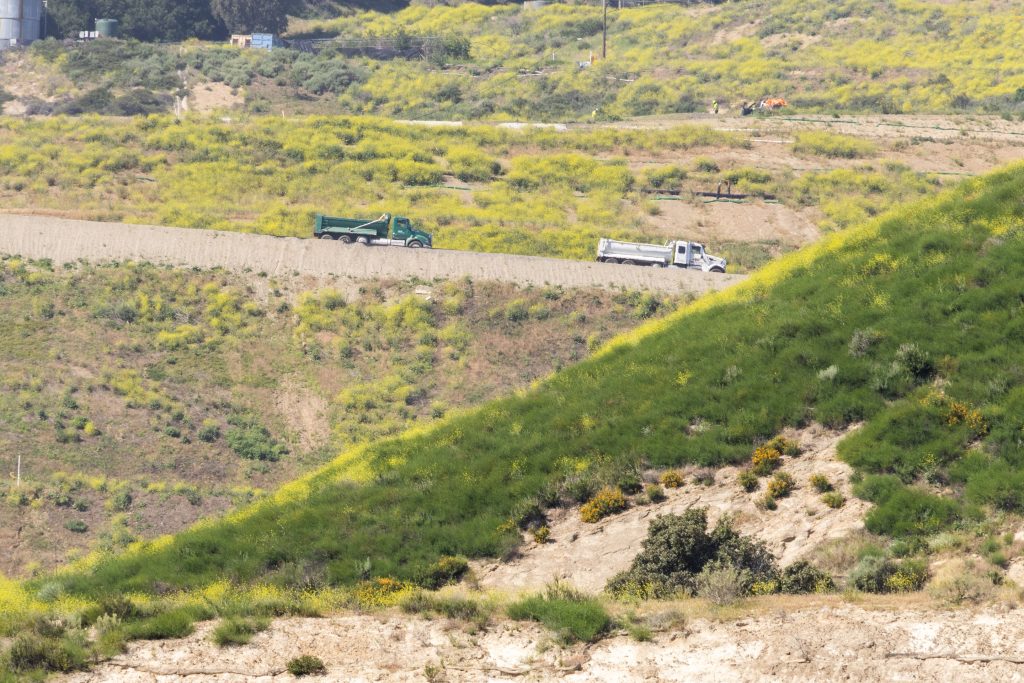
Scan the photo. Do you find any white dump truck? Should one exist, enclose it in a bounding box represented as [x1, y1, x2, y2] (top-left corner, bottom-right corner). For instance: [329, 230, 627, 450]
[596, 238, 727, 272]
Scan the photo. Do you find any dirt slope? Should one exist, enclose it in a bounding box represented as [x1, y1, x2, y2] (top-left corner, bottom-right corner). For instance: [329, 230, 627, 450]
[476, 424, 867, 593]
[60, 600, 1024, 682]
[0, 214, 744, 296]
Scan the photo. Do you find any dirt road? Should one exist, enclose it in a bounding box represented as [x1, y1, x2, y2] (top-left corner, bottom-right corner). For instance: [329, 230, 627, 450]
[0, 214, 744, 295]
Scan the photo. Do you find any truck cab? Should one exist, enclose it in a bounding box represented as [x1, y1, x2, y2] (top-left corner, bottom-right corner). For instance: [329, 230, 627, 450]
[391, 216, 433, 248]
[673, 241, 727, 272]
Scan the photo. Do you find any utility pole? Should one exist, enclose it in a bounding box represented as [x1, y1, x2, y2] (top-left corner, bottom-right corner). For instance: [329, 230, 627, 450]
[602, 0, 608, 59]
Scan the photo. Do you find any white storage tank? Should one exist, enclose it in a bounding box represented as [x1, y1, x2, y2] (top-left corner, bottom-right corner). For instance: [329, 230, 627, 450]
[0, 0, 43, 49]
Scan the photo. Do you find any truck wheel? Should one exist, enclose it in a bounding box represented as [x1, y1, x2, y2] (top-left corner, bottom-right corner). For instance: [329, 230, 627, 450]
[339, 235, 353, 244]
[356, 237, 369, 245]
[654, 262, 667, 268]
[622, 259, 636, 266]
[710, 267, 725, 273]
[605, 258, 619, 264]
[407, 240, 423, 248]
[319, 234, 335, 240]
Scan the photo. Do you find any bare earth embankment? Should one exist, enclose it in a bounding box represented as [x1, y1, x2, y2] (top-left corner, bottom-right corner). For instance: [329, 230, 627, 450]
[61, 602, 1024, 683]
[0, 215, 744, 296]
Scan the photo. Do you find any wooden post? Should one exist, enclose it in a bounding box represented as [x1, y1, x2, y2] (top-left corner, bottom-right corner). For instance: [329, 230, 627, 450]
[602, 0, 608, 59]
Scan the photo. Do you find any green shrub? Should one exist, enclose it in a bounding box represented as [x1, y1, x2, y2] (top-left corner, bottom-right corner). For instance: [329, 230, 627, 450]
[226, 414, 287, 462]
[580, 487, 627, 523]
[644, 165, 687, 191]
[198, 420, 221, 443]
[764, 436, 801, 456]
[779, 561, 834, 594]
[504, 299, 529, 322]
[507, 583, 611, 643]
[65, 520, 88, 533]
[821, 492, 845, 508]
[645, 484, 666, 504]
[809, 474, 832, 492]
[125, 610, 195, 640]
[5, 632, 88, 673]
[766, 471, 795, 499]
[212, 617, 270, 647]
[737, 469, 759, 492]
[401, 592, 489, 623]
[606, 508, 778, 599]
[447, 147, 501, 182]
[850, 556, 928, 593]
[287, 655, 327, 676]
[109, 490, 133, 512]
[416, 555, 469, 589]
[864, 487, 960, 537]
[693, 157, 720, 173]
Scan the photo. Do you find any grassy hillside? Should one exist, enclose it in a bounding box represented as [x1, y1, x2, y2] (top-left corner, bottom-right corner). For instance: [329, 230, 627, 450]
[0, 115, 957, 266]
[12, 1, 1024, 120]
[289, 0, 1024, 119]
[6, 161, 1021, 613]
[0, 259, 667, 576]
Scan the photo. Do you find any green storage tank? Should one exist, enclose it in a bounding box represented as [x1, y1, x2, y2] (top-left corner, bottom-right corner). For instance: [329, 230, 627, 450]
[96, 18, 119, 38]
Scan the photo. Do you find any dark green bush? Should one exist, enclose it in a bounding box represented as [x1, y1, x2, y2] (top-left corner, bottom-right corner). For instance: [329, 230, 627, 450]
[606, 508, 779, 598]
[226, 413, 287, 462]
[65, 520, 88, 533]
[850, 556, 928, 593]
[779, 561, 834, 593]
[287, 655, 327, 676]
[198, 422, 221, 443]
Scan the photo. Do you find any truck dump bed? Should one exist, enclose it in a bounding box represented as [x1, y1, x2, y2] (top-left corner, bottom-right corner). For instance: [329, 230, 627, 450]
[315, 214, 390, 238]
[597, 238, 672, 264]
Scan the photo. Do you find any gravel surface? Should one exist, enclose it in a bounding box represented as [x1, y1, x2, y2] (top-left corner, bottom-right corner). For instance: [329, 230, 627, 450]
[0, 214, 745, 295]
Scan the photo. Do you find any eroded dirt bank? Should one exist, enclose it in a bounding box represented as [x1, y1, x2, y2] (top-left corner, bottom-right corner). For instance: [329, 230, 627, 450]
[60, 601, 1024, 682]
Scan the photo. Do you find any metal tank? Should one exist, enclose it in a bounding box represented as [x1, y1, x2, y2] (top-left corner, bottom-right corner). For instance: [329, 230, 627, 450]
[0, 0, 43, 49]
[96, 18, 119, 38]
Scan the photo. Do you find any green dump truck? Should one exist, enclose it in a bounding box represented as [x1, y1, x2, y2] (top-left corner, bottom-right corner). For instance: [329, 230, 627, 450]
[314, 213, 433, 248]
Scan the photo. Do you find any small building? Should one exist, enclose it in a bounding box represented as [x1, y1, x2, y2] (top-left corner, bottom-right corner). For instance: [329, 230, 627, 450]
[251, 33, 284, 51]
[230, 34, 252, 48]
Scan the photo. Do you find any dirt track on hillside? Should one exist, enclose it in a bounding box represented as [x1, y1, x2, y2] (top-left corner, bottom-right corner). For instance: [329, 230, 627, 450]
[0, 214, 744, 295]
